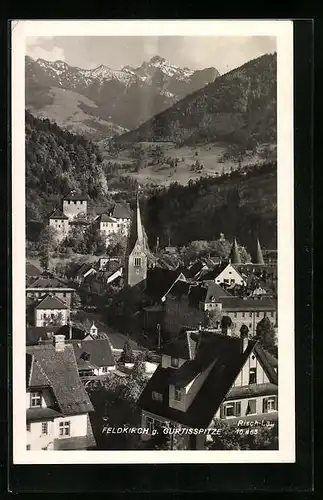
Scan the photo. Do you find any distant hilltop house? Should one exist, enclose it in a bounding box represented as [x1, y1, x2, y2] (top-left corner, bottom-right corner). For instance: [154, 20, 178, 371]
[26, 336, 96, 451]
[138, 328, 278, 450]
[96, 203, 131, 246]
[48, 191, 131, 244]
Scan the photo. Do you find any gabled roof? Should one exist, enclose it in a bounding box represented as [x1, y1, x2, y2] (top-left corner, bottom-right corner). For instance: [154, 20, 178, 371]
[162, 331, 199, 360]
[63, 192, 88, 201]
[139, 332, 277, 428]
[27, 276, 72, 289]
[26, 343, 94, 415]
[75, 262, 97, 277]
[107, 333, 141, 351]
[145, 268, 186, 302]
[71, 339, 115, 368]
[26, 262, 42, 278]
[35, 295, 68, 310]
[49, 209, 68, 220]
[199, 262, 233, 281]
[98, 214, 117, 223]
[111, 203, 131, 219]
[219, 297, 277, 311]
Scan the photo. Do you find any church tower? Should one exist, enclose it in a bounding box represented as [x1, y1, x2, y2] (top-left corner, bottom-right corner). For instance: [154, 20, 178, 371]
[229, 237, 241, 264]
[254, 238, 265, 265]
[125, 193, 149, 288]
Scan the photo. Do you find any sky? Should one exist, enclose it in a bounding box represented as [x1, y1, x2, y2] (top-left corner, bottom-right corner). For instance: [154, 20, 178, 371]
[26, 36, 276, 75]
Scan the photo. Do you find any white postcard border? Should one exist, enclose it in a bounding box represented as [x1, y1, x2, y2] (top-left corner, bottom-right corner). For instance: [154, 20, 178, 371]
[12, 19, 294, 464]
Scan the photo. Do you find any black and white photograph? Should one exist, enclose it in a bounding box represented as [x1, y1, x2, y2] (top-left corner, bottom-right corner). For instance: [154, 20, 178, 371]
[11, 20, 294, 463]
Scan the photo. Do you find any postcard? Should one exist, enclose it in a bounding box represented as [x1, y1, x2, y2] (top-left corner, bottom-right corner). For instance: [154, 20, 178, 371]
[11, 19, 294, 464]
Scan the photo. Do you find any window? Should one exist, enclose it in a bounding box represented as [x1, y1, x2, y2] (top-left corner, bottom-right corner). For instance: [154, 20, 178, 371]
[152, 391, 163, 402]
[80, 200, 83, 204]
[174, 388, 182, 401]
[26, 445, 31, 450]
[67, 200, 70, 204]
[26, 422, 31, 432]
[59, 421, 70, 436]
[171, 357, 179, 368]
[270, 312, 274, 318]
[146, 417, 155, 433]
[30, 392, 41, 408]
[74, 201, 77, 204]
[249, 312, 252, 317]
[224, 401, 241, 418]
[242, 312, 245, 318]
[224, 278, 229, 284]
[234, 312, 237, 318]
[134, 257, 141, 267]
[246, 399, 257, 415]
[249, 323, 252, 328]
[101, 367, 108, 373]
[263, 396, 278, 413]
[230, 279, 235, 284]
[41, 422, 48, 435]
[249, 367, 257, 384]
[256, 312, 260, 318]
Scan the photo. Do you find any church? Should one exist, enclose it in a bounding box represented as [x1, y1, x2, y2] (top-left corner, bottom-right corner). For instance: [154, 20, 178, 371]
[125, 193, 151, 288]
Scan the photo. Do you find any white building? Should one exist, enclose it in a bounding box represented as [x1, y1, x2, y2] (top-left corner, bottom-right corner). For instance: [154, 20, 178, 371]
[34, 295, 69, 327]
[26, 337, 96, 450]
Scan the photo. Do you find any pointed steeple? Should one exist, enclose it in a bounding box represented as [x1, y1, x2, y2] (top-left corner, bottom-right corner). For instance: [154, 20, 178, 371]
[229, 238, 241, 264]
[127, 191, 145, 254]
[254, 238, 265, 265]
[125, 190, 149, 287]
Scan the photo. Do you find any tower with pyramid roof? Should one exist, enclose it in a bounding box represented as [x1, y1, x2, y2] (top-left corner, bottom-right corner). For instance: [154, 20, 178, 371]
[229, 238, 241, 264]
[253, 238, 265, 265]
[125, 193, 149, 288]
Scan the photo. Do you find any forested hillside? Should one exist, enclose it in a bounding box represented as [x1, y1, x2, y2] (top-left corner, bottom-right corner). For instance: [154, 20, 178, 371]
[26, 111, 109, 222]
[116, 53, 277, 156]
[142, 162, 277, 250]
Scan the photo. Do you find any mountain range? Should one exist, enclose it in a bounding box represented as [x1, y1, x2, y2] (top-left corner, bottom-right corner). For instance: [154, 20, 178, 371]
[116, 53, 277, 153]
[25, 55, 220, 141]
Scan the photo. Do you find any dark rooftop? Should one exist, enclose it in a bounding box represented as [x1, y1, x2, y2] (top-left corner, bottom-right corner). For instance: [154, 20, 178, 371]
[26, 262, 42, 278]
[27, 276, 74, 290]
[49, 208, 68, 220]
[35, 295, 68, 310]
[26, 344, 94, 415]
[139, 332, 277, 428]
[71, 339, 115, 368]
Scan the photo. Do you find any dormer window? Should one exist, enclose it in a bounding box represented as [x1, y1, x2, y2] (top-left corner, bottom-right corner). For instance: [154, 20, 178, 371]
[171, 357, 179, 368]
[30, 392, 41, 408]
[152, 391, 163, 402]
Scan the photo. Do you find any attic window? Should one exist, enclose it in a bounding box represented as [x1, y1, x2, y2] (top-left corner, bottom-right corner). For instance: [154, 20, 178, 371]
[171, 357, 179, 368]
[152, 391, 163, 402]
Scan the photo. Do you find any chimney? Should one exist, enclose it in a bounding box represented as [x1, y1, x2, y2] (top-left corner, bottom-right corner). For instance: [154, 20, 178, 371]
[53, 334, 65, 352]
[240, 325, 249, 353]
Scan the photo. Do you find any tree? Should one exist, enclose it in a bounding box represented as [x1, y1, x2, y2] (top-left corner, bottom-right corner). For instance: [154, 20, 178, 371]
[119, 340, 135, 364]
[37, 225, 59, 270]
[255, 316, 276, 350]
[203, 310, 221, 329]
[131, 352, 146, 380]
[43, 311, 64, 327]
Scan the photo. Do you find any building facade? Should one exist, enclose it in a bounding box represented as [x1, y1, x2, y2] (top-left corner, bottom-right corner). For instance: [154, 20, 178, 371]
[138, 329, 278, 450]
[26, 337, 96, 451]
